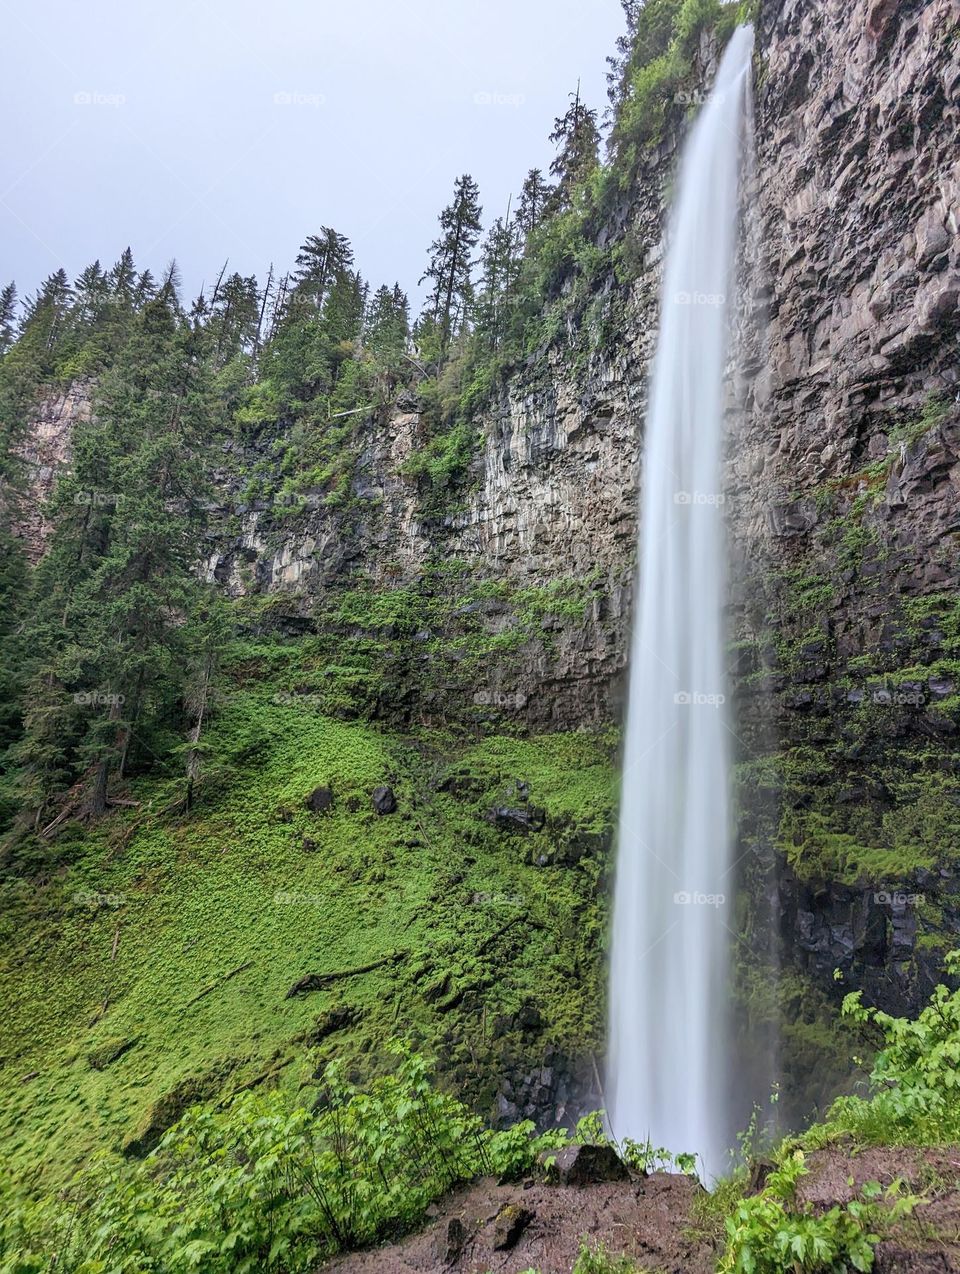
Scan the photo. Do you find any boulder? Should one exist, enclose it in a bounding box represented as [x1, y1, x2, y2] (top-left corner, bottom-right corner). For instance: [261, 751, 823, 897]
[372, 785, 397, 815]
[305, 786, 333, 814]
[550, 1143, 630, 1186]
[487, 806, 546, 834]
[492, 1203, 533, 1250]
[433, 1216, 466, 1265]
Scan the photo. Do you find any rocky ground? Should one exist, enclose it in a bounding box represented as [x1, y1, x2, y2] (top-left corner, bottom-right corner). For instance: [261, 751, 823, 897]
[324, 1143, 960, 1274]
[324, 1172, 714, 1274]
[798, 1144, 960, 1274]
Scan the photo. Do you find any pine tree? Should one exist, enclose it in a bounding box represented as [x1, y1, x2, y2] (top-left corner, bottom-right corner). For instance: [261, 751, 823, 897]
[11, 293, 224, 824]
[209, 272, 261, 365]
[476, 214, 521, 348]
[419, 174, 483, 350]
[294, 229, 354, 309]
[365, 284, 410, 366]
[549, 86, 600, 211]
[515, 169, 553, 240]
[0, 283, 18, 356]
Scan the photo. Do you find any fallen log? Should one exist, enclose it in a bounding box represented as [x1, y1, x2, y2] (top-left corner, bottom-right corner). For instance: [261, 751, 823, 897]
[285, 950, 406, 999]
[186, 960, 254, 1008]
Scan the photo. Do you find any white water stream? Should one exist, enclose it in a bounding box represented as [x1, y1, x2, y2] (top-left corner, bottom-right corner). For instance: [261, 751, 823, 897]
[606, 24, 755, 1182]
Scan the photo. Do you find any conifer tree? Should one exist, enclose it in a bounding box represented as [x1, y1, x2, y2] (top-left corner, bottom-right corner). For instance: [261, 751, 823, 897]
[0, 283, 18, 356]
[516, 169, 553, 240]
[476, 214, 521, 348]
[549, 86, 600, 211]
[11, 292, 224, 824]
[365, 284, 410, 367]
[294, 229, 354, 309]
[209, 272, 261, 365]
[420, 174, 483, 350]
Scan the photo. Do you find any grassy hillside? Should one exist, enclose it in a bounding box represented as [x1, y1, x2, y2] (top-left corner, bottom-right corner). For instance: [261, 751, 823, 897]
[0, 636, 617, 1189]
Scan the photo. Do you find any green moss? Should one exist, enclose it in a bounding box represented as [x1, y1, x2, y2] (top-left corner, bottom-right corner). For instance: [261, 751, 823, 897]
[0, 676, 616, 1190]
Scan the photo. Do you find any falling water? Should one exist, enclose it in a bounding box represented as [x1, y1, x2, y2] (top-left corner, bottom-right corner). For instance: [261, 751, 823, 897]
[606, 25, 755, 1182]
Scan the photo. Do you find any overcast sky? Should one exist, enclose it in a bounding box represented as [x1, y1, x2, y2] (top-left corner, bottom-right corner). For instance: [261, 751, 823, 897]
[1, 0, 624, 312]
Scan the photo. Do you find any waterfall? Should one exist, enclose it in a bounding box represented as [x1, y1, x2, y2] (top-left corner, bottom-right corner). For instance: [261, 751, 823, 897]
[606, 25, 755, 1182]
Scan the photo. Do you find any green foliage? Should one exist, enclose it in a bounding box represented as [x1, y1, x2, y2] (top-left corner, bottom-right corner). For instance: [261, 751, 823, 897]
[572, 1240, 644, 1273]
[0, 1046, 526, 1271]
[399, 421, 478, 512]
[814, 951, 960, 1148]
[720, 1151, 885, 1274]
[721, 958, 960, 1271]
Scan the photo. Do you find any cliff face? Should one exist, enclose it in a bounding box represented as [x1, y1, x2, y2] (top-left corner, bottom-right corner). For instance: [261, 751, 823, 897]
[14, 0, 960, 1024]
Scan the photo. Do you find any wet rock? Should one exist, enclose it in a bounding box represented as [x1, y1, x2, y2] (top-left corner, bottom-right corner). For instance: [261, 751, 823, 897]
[517, 1002, 543, 1033]
[372, 785, 397, 815]
[487, 806, 546, 834]
[492, 1203, 533, 1250]
[550, 1143, 630, 1186]
[305, 786, 333, 814]
[433, 1216, 467, 1264]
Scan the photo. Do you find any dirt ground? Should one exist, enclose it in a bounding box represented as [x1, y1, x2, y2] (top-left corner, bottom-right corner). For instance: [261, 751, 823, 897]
[325, 1143, 960, 1273]
[797, 1144, 960, 1274]
[324, 1171, 717, 1274]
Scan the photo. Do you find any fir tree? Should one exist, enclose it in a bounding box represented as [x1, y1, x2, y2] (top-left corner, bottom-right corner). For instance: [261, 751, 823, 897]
[476, 214, 521, 348]
[515, 169, 553, 240]
[0, 283, 18, 356]
[365, 284, 410, 366]
[294, 229, 354, 309]
[549, 86, 600, 211]
[209, 272, 261, 366]
[11, 293, 224, 824]
[420, 174, 483, 350]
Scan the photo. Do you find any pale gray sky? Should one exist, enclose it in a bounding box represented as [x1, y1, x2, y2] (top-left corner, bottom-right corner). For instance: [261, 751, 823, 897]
[1, 0, 624, 309]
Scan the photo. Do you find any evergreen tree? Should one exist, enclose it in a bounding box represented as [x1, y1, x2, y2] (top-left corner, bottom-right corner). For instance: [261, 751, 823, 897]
[11, 293, 224, 824]
[549, 86, 600, 211]
[515, 169, 553, 240]
[21, 270, 74, 353]
[294, 229, 354, 309]
[209, 272, 261, 365]
[365, 284, 410, 366]
[0, 283, 18, 356]
[476, 214, 521, 348]
[133, 268, 157, 309]
[109, 248, 137, 304]
[323, 268, 366, 347]
[419, 174, 483, 350]
[178, 598, 230, 812]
